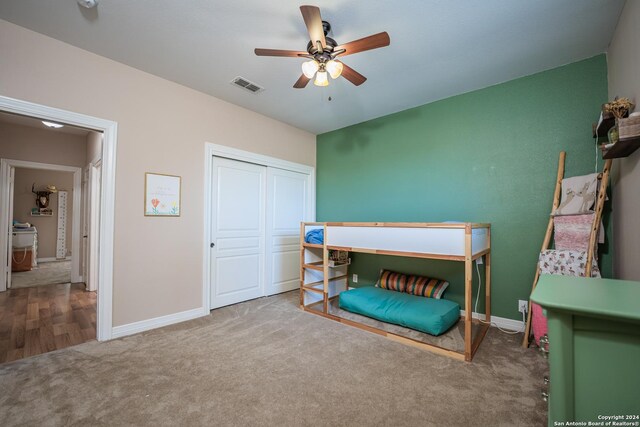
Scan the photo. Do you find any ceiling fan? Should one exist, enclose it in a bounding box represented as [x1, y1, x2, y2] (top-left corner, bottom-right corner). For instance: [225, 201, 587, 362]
[255, 5, 390, 88]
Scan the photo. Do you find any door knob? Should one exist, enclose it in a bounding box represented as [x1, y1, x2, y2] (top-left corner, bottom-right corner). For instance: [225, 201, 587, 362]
[210, 243, 215, 248]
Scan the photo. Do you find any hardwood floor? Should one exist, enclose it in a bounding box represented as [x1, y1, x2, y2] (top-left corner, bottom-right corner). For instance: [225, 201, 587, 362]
[0, 283, 96, 363]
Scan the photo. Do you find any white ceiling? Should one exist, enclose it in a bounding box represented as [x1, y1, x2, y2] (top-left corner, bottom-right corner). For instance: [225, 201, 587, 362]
[0, 111, 91, 136]
[0, 1, 624, 134]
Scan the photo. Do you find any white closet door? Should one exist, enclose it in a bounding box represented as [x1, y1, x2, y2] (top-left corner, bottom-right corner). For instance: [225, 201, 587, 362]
[210, 157, 266, 309]
[265, 167, 309, 296]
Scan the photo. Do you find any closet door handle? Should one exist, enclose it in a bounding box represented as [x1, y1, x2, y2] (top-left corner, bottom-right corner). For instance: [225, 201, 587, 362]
[210, 243, 215, 248]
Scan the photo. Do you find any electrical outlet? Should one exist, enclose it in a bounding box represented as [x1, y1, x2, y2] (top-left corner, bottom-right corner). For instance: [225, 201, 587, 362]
[352, 274, 358, 283]
[518, 300, 528, 314]
[476, 256, 483, 265]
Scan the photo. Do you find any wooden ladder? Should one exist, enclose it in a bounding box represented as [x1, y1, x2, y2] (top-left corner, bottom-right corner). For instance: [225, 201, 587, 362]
[522, 152, 612, 348]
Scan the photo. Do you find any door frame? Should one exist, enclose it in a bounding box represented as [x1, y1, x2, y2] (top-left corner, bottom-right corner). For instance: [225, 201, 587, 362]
[87, 160, 102, 292]
[0, 95, 118, 341]
[4, 167, 15, 290]
[1, 159, 82, 286]
[203, 143, 315, 311]
[82, 165, 90, 288]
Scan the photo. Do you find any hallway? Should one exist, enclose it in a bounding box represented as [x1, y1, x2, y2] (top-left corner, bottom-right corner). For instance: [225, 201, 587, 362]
[0, 282, 95, 363]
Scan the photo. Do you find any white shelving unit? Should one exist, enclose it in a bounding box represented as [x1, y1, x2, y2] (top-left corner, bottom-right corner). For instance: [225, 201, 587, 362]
[56, 191, 67, 259]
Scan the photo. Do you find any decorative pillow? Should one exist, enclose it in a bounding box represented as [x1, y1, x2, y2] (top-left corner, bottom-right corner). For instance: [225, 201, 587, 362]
[554, 173, 599, 215]
[375, 269, 449, 299]
[538, 249, 600, 278]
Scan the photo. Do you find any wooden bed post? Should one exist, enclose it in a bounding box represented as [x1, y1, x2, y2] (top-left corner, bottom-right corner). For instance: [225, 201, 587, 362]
[299, 222, 305, 308]
[522, 152, 565, 348]
[322, 223, 329, 314]
[485, 227, 491, 323]
[464, 224, 473, 361]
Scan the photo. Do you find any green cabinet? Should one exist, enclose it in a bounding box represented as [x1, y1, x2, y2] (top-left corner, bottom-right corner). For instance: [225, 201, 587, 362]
[531, 275, 640, 426]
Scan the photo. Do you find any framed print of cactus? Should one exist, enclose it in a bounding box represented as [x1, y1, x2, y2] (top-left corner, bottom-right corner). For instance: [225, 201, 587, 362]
[144, 173, 181, 217]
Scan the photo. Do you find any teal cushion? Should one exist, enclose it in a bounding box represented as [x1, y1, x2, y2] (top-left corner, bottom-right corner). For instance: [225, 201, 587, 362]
[339, 286, 460, 336]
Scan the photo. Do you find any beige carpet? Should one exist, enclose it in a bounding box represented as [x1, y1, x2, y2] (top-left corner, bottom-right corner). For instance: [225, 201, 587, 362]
[0, 291, 548, 426]
[10, 260, 72, 289]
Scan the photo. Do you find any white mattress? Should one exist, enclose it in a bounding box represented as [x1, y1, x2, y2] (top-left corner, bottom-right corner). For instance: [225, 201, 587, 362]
[325, 225, 488, 257]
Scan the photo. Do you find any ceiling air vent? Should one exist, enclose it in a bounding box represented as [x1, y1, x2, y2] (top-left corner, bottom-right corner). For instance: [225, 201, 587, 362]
[231, 76, 264, 94]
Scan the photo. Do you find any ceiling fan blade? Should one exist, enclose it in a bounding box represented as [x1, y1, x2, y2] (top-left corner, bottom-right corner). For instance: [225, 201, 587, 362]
[340, 63, 367, 86]
[300, 5, 326, 49]
[254, 48, 307, 57]
[293, 74, 311, 89]
[335, 32, 390, 56]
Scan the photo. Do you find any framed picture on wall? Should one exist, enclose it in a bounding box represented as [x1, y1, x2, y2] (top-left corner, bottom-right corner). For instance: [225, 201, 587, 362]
[144, 173, 181, 217]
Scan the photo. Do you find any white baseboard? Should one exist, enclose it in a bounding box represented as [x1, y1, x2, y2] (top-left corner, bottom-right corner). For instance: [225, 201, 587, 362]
[37, 256, 72, 262]
[460, 310, 524, 331]
[111, 307, 208, 339]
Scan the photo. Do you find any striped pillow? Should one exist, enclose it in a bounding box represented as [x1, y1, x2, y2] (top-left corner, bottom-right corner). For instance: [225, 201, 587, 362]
[376, 269, 449, 299]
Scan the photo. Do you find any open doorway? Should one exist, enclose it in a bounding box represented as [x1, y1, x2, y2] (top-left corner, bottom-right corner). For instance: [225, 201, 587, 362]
[0, 100, 114, 363]
[0, 113, 101, 362]
[9, 163, 80, 290]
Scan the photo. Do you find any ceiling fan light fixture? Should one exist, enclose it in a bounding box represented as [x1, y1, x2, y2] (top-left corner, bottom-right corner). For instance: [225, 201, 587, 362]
[326, 60, 343, 79]
[301, 60, 319, 79]
[314, 71, 329, 87]
[254, 6, 389, 89]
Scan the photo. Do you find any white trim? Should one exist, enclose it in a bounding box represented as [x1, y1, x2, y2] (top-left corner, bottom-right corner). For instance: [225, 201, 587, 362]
[460, 310, 525, 332]
[202, 146, 213, 316]
[203, 142, 316, 312]
[0, 95, 117, 341]
[86, 161, 101, 292]
[0, 162, 12, 292]
[207, 143, 315, 176]
[111, 307, 206, 339]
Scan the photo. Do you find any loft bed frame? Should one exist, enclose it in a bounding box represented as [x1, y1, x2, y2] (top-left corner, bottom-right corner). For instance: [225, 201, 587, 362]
[299, 222, 492, 362]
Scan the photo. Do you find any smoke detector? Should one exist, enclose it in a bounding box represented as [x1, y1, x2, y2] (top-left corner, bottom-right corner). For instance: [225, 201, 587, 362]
[77, 0, 99, 8]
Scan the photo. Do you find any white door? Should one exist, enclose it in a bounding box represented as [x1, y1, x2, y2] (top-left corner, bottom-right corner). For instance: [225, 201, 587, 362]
[265, 167, 309, 295]
[210, 157, 266, 309]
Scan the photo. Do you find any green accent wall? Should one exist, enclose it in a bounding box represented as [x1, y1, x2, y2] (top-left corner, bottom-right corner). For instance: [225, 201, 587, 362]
[316, 55, 611, 321]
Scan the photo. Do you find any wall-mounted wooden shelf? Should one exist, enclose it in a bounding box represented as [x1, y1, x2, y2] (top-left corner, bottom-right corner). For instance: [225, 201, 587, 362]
[601, 136, 640, 159]
[593, 108, 638, 158]
[593, 115, 616, 140]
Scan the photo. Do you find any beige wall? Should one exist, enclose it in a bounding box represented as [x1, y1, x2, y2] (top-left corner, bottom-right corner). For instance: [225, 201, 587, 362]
[86, 131, 102, 164]
[13, 168, 74, 259]
[607, 0, 640, 281]
[0, 122, 87, 167]
[0, 20, 316, 326]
